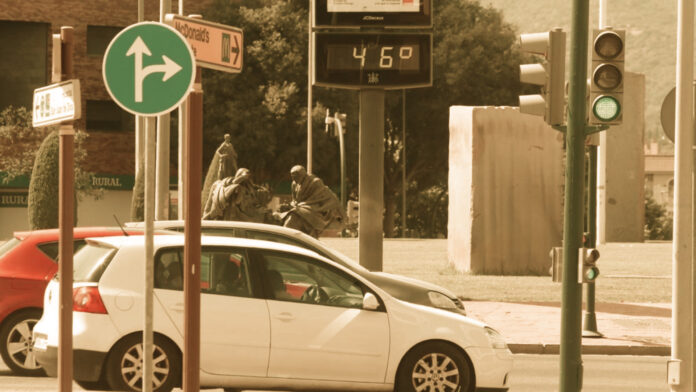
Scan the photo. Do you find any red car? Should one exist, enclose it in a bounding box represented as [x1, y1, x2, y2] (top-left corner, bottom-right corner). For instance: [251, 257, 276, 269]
[0, 227, 143, 376]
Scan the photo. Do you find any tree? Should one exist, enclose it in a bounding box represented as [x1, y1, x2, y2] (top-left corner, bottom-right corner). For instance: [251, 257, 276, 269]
[27, 129, 97, 229]
[0, 106, 50, 184]
[203, 0, 526, 237]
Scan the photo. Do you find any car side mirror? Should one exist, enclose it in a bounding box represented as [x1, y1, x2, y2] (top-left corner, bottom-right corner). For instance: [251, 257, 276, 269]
[363, 292, 380, 310]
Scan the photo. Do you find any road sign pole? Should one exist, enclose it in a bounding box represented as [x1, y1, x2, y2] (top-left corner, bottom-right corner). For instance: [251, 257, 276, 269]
[57, 26, 74, 392]
[560, 0, 590, 390]
[583, 145, 603, 338]
[358, 89, 384, 271]
[143, 116, 156, 392]
[670, 0, 695, 389]
[156, 0, 173, 221]
[183, 66, 202, 392]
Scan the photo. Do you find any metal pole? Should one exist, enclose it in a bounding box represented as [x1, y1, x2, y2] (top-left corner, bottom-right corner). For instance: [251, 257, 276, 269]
[135, 0, 144, 209]
[358, 89, 384, 272]
[335, 112, 346, 209]
[57, 26, 74, 392]
[177, 1, 187, 219]
[143, 117, 156, 392]
[560, 0, 590, 390]
[307, 0, 313, 174]
[402, 89, 407, 238]
[183, 66, 203, 392]
[156, 0, 172, 220]
[583, 145, 602, 337]
[671, 0, 695, 389]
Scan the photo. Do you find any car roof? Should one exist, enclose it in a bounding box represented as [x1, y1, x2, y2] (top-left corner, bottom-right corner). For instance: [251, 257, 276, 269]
[126, 219, 308, 236]
[12, 227, 144, 242]
[87, 234, 325, 260]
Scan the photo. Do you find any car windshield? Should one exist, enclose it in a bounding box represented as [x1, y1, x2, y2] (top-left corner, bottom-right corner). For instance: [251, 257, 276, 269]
[0, 237, 21, 259]
[73, 242, 117, 282]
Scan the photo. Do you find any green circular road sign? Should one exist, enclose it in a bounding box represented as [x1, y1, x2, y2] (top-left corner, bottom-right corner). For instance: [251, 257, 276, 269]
[103, 22, 195, 116]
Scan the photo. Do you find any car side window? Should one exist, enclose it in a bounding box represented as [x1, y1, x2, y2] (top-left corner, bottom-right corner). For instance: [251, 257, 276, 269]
[155, 250, 183, 291]
[202, 248, 252, 298]
[258, 250, 364, 309]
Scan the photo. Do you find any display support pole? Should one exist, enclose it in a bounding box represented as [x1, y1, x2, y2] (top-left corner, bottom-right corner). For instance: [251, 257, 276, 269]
[183, 65, 203, 392]
[57, 26, 74, 392]
[358, 89, 384, 272]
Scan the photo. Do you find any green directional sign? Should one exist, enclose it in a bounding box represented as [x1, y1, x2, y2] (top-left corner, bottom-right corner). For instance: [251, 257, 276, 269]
[103, 22, 195, 116]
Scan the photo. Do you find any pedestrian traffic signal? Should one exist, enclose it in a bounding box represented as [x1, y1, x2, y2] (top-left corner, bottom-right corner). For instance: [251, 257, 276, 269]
[589, 28, 625, 125]
[518, 28, 566, 126]
[578, 247, 600, 283]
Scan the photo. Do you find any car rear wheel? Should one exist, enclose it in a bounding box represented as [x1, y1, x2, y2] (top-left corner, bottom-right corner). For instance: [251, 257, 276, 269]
[0, 309, 45, 376]
[396, 342, 473, 392]
[105, 334, 180, 392]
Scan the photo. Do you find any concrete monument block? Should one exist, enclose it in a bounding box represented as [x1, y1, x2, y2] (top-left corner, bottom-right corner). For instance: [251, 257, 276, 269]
[448, 106, 564, 275]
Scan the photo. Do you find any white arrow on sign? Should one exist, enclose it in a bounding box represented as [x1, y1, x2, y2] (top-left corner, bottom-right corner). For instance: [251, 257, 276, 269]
[126, 36, 183, 102]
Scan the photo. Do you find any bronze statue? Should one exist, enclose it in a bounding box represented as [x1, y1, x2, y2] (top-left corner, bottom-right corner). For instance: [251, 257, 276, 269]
[215, 133, 238, 180]
[202, 168, 273, 223]
[278, 165, 346, 238]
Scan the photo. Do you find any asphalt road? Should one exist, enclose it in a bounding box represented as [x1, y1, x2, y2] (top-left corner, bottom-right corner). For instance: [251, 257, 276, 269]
[0, 354, 670, 391]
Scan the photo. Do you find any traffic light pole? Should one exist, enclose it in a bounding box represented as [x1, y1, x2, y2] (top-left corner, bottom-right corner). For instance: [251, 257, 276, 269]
[582, 145, 602, 337]
[560, 0, 590, 390]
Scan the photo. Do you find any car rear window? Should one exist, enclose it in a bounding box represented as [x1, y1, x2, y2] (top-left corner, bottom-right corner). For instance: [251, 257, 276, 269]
[0, 238, 21, 258]
[37, 240, 87, 262]
[73, 243, 117, 282]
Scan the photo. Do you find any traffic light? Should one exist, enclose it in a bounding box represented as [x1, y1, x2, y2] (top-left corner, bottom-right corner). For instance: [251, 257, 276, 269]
[578, 247, 600, 283]
[518, 28, 566, 126]
[589, 28, 625, 125]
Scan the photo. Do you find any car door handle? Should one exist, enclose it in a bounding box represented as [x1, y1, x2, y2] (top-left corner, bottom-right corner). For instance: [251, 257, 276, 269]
[274, 312, 295, 321]
[170, 303, 184, 313]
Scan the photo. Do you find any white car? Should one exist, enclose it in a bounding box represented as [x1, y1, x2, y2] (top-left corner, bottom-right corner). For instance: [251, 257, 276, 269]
[33, 235, 512, 392]
[125, 220, 467, 315]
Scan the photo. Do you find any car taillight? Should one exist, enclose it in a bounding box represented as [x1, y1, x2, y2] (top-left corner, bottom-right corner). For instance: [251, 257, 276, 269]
[72, 286, 107, 314]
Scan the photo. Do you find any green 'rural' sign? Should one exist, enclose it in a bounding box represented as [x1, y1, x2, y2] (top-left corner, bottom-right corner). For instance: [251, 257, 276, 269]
[103, 22, 196, 116]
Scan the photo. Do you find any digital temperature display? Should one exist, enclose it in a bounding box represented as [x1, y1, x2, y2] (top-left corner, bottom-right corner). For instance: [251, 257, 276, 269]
[314, 32, 432, 89]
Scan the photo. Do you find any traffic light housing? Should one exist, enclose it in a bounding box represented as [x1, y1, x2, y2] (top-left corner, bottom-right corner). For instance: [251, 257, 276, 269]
[519, 28, 566, 126]
[589, 28, 625, 125]
[578, 247, 600, 283]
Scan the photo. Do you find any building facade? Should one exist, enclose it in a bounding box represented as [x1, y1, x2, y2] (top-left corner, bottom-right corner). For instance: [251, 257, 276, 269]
[0, 0, 213, 238]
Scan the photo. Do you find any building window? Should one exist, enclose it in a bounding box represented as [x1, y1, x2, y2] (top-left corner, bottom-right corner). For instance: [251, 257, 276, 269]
[86, 100, 134, 132]
[0, 21, 48, 111]
[87, 26, 122, 56]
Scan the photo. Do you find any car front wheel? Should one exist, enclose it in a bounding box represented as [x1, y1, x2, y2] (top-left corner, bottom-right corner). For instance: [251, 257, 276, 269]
[0, 309, 45, 376]
[396, 342, 474, 392]
[105, 334, 180, 392]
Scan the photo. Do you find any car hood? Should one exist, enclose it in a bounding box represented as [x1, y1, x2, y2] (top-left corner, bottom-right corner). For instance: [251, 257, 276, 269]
[364, 271, 460, 304]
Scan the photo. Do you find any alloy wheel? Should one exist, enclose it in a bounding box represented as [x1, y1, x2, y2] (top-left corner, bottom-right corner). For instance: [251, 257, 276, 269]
[6, 317, 41, 371]
[411, 352, 461, 392]
[119, 343, 170, 390]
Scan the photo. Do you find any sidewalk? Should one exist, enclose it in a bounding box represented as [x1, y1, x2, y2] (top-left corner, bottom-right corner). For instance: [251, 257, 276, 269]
[465, 301, 671, 356]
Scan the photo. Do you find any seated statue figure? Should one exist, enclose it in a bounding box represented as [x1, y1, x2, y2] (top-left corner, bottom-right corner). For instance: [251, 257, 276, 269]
[202, 168, 273, 223]
[277, 165, 346, 238]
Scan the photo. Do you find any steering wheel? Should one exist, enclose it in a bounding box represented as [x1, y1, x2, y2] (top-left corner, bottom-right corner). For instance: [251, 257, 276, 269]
[300, 284, 330, 304]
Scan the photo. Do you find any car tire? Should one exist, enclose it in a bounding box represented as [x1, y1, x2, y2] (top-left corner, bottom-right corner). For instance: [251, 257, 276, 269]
[0, 309, 45, 376]
[105, 334, 181, 392]
[395, 341, 474, 392]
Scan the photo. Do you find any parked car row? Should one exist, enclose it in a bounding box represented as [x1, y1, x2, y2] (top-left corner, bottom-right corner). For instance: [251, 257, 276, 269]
[0, 222, 512, 392]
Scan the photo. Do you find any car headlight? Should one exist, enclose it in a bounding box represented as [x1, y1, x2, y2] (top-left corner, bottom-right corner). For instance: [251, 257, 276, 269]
[428, 291, 458, 309]
[484, 327, 508, 349]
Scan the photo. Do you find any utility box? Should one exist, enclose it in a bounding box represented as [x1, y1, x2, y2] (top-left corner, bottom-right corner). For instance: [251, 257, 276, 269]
[448, 106, 564, 275]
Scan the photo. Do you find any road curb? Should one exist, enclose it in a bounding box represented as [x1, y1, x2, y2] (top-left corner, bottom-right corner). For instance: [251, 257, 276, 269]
[509, 343, 670, 356]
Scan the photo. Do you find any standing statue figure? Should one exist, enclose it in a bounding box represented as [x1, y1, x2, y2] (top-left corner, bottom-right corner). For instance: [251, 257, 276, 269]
[278, 165, 346, 238]
[215, 133, 238, 180]
[202, 168, 273, 223]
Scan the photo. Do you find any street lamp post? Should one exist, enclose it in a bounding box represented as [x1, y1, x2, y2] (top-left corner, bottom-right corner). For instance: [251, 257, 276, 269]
[325, 110, 346, 209]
